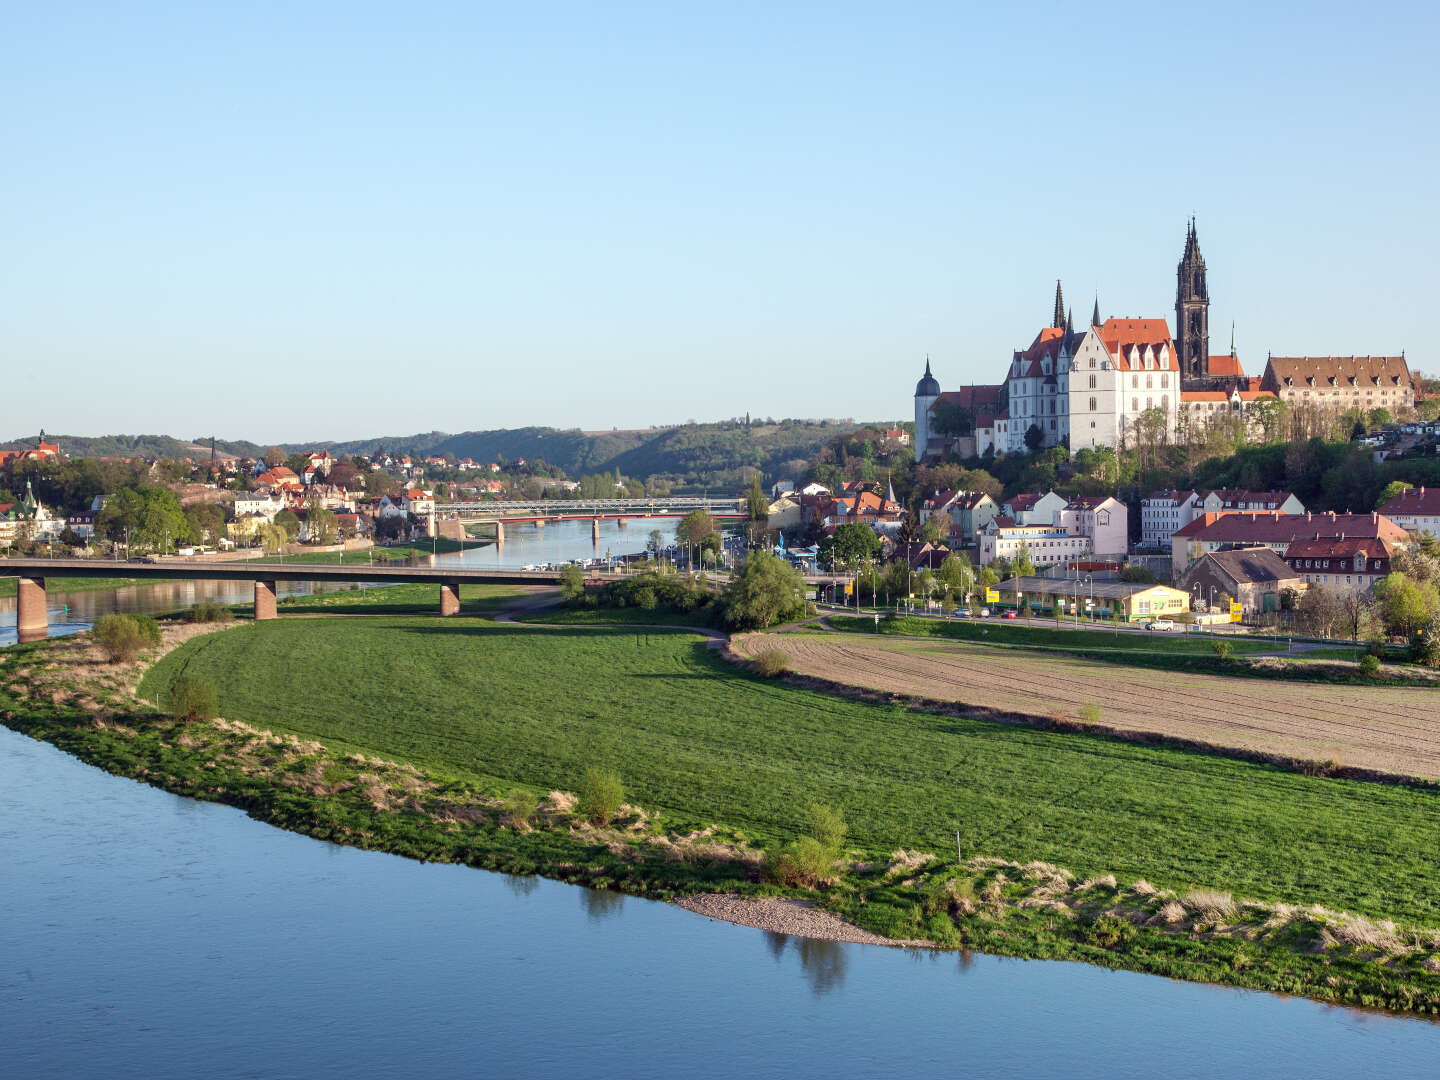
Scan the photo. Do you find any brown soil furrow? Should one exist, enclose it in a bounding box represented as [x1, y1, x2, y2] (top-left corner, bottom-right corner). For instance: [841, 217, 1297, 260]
[735, 634, 1440, 781]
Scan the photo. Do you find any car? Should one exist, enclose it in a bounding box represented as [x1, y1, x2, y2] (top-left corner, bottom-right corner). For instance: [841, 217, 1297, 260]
[978, 607, 991, 618]
[1001, 610, 1019, 619]
[1147, 618, 1175, 631]
[127, 556, 156, 564]
[952, 609, 971, 618]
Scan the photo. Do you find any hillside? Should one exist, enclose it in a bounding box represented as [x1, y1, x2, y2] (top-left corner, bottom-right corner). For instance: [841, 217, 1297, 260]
[5, 419, 878, 486]
[0, 434, 266, 460]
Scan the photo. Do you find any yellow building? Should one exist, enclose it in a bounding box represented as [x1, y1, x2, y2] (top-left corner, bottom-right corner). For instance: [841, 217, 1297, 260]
[995, 576, 1191, 623]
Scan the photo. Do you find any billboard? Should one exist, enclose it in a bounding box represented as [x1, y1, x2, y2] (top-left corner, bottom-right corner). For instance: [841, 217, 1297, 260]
[1229, 600, 1242, 623]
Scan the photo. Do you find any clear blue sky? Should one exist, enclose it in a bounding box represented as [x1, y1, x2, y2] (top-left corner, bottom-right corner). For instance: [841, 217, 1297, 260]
[3, 2, 1436, 444]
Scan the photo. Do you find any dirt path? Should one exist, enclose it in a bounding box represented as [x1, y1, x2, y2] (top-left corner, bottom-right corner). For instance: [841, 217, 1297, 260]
[732, 632, 1440, 781]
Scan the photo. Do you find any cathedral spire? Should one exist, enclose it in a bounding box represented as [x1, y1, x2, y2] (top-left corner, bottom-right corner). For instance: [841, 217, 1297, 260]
[1091, 294, 1101, 328]
[1065, 306, 1074, 337]
[1230, 321, 1236, 358]
[1052, 280, 1065, 329]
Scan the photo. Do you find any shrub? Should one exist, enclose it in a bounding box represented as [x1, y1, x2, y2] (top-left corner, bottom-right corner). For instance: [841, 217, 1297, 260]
[186, 600, 234, 624]
[1085, 914, 1137, 948]
[1211, 639, 1233, 661]
[558, 564, 586, 604]
[1359, 654, 1381, 678]
[1079, 703, 1102, 724]
[577, 766, 625, 825]
[169, 674, 218, 722]
[806, 802, 847, 853]
[751, 648, 789, 678]
[92, 614, 161, 663]
[500, 789, 535, 828]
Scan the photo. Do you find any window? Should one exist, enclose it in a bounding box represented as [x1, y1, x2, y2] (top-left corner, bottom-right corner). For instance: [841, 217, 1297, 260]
[1089, 357, 1096, 368]
[1089, 397, 1097, 411]
[1132, 398, 1139, 411]
[1161, 394, 1168, 409]
[1131, 374, 1139, 388]
[1146, 374, 1153, 389]
[1088, 374, 1096, 389]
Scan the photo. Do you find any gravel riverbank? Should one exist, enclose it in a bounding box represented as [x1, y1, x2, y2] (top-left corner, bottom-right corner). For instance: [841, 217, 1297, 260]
[675, 893, 932, 947]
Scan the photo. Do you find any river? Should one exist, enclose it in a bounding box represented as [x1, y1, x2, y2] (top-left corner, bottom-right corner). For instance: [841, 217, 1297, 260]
[2, 726, 1437, 1078]
[0, 517, 677, 646]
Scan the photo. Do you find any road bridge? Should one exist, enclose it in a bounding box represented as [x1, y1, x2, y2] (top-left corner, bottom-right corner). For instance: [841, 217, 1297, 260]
[0, 557, 846, 641]
[440, 496, 746, 543]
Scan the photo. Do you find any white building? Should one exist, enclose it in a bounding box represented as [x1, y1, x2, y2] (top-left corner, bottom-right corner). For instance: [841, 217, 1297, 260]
[979, 520, 1091, 567]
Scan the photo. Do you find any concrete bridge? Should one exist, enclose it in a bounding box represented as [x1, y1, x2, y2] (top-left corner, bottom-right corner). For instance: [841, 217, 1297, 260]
[0, 557, 847, 641]
[439, 497, 746, 544]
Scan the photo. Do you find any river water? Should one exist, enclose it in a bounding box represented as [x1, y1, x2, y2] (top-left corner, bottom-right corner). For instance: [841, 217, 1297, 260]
[2, 726, 1437, 1078]
[0, 517, 676, 645]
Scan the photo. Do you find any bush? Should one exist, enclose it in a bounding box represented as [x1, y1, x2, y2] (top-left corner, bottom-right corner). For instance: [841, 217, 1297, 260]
[577, 766, 625, 825]
[751, 648, 790, 678]
[1359, 654, 1381, 678]
[186, 600, 234, 624]
[500, 789, 535, 828]
[558, 564, 586, 604]
[169, 674, 217, 722]
[1211, 639, 1233, 661]
[92, 614, 162, 663]
[1079, 703, 1103, 724]
[806, 802, 847, 852]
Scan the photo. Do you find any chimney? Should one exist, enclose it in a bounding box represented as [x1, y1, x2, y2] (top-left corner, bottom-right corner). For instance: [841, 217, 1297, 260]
[1306, 511, 1311, 522]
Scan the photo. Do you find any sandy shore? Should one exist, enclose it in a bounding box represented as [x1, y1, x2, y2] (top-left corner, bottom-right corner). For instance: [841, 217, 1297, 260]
[675, 893, 932, 948]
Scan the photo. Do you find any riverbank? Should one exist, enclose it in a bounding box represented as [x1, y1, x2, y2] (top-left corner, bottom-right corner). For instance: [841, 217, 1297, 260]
[5, 615, 1440, 1016]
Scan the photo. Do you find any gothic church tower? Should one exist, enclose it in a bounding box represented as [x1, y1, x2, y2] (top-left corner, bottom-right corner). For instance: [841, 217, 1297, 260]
[1175, 219, 1210, 384]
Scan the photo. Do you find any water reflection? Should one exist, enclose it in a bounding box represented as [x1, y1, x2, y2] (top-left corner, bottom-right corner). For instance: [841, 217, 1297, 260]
[582, 887, 627, 921]
[761, 931, 849, 996]
[504, 874, 540, 898]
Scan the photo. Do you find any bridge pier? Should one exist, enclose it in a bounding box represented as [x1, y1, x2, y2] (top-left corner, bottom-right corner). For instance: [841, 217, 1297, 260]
[535, 518, 545, 528]
[16, 576, 47, 643]
[495, 521, 505, 544]
[254, 580, 278, 621]
[440, 582, 461, 616]
[592, 517, 600, 544]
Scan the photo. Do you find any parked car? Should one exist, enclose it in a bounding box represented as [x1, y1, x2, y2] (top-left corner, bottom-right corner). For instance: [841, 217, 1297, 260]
[1001, 610, 1019, 620]
[1147, 617, 1175, 631]
[978, 607, 991, 617]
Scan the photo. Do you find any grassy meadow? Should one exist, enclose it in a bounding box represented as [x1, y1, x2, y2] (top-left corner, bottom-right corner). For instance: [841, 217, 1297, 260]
[139, 616, 1440, 926]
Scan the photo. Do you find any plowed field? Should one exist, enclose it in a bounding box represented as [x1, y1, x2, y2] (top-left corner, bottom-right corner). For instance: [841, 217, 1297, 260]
[733, 632, 1440, 780]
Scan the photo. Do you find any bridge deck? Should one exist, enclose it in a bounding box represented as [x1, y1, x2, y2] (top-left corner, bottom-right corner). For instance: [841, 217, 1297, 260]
[0, 557, 844, 588]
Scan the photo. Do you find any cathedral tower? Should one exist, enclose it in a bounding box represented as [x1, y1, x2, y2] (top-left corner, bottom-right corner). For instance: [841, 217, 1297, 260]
[1176, 219, 1210, 383]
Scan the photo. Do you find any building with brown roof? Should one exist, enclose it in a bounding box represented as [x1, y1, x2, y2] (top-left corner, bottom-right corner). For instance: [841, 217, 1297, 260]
[1261, 355, 1413, 412]
[1176, 546, 1303, 616]
[1282, 537, 1393, 593]
[1170, 510, 1408, 576]
[1378, 486, 1440, 538]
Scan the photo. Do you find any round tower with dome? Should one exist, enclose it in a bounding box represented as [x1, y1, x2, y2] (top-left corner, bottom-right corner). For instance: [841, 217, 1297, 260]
[913, 357, 940, 457]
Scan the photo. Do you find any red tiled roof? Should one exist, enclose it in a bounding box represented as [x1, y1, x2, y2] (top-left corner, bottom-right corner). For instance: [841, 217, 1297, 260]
[1380, 486, 1440, 517]
[1206, 353, 1245, 377]
[1097, 317, 1176, 372]
[1284, 537, 1391, 561]
[1174, 511, 1406, 544]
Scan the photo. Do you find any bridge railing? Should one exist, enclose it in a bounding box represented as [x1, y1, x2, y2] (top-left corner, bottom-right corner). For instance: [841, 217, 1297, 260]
[437, 497, 744, 514]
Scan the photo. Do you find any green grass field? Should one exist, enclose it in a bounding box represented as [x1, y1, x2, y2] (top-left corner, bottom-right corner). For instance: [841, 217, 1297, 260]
[829, 614, 1277, 655]
[141, 617, 1440, 925]
[518, 607, 714, 627]
[273, 582, 535, 616]
[0, 574, 163, 599]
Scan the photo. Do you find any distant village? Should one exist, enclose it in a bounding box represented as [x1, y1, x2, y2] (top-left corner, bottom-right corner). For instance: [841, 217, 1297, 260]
[0, 434, 590, 554]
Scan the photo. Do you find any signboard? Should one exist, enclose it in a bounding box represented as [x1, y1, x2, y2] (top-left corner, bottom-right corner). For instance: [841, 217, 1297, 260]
[844, 582, 854, 596]
[1229, 600, 1242, 623]
[985, 588, 999, 603]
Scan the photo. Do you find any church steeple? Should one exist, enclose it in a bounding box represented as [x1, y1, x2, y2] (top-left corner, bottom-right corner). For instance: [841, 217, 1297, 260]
[1052, 280, 1065, 329]
[1091, 294, 1101, 328]
[1176, 218, 1210, 385]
